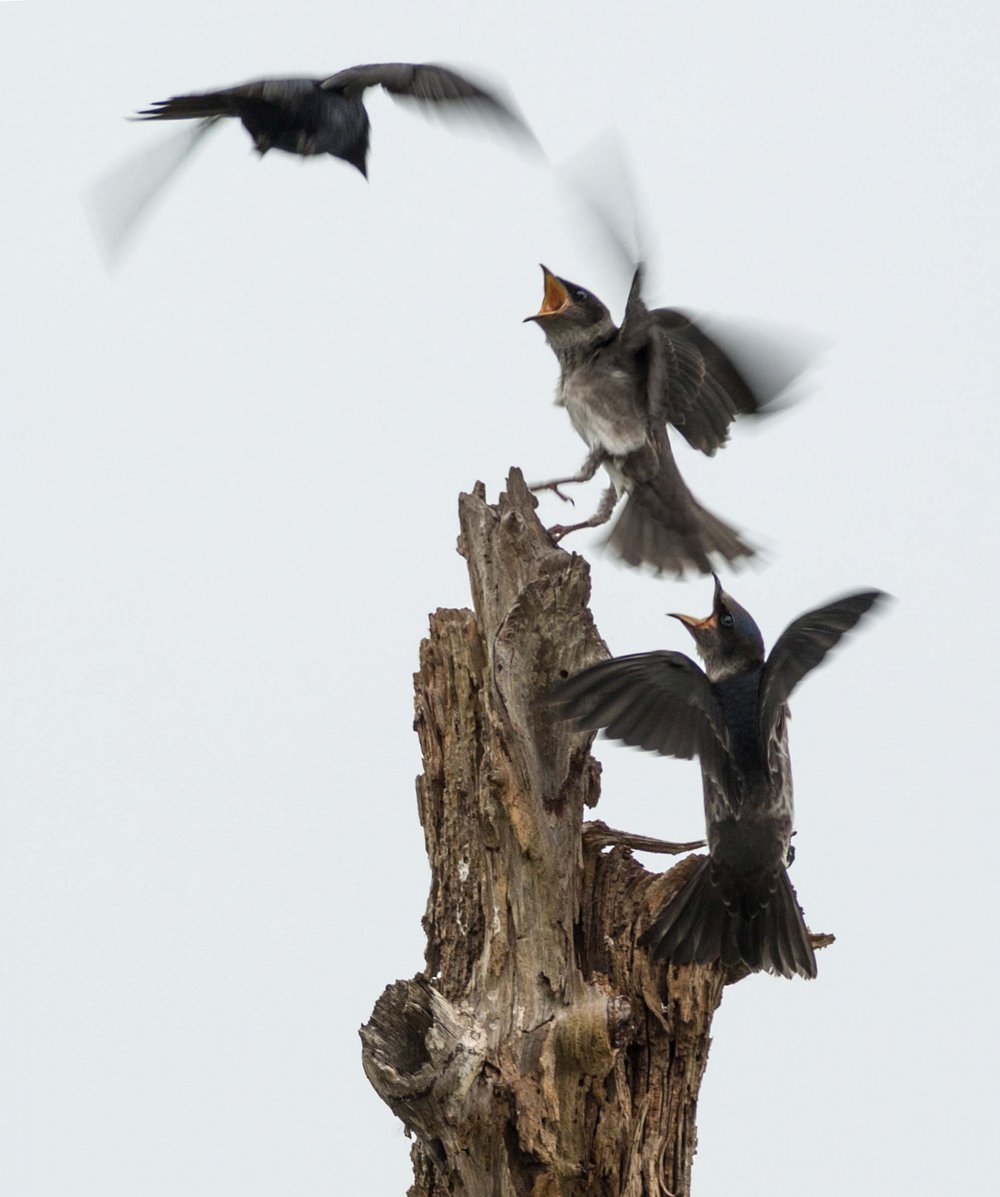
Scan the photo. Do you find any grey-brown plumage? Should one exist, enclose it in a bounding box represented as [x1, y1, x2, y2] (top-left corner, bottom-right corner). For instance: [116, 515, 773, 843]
[136, 62, 536, 176]
[546, 577, 887, 978]
[525, 265, 776, 576]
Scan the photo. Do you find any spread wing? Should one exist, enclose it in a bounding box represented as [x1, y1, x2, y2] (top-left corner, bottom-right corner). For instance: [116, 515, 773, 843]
[645, 310, 761, 453]
[759, 590, 888, 736]
[135, 79, 311, 124]
[89, 117, 221, 261]
[618, 264, 773, 455]
[319, 62, 534, 138]
[545, 650, 733, 790]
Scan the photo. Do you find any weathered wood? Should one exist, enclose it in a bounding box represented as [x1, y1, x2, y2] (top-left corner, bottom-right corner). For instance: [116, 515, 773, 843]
[360, 469, 735, 1197]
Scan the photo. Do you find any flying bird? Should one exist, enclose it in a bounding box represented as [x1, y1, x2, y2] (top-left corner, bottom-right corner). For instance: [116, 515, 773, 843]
[135, 62, 537, 176]
[526, 264, 788, 576]
[546, 577, 886, 979]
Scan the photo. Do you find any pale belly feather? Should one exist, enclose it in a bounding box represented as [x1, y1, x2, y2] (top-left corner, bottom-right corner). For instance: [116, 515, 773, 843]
[558, 368, 647, 462]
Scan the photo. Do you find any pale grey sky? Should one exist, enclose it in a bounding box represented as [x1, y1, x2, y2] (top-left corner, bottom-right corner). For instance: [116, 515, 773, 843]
[2, 2, 998, 1193]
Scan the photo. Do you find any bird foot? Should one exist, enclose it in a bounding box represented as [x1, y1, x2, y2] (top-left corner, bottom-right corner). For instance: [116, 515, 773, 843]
[529, 480, 576, 505]
[547, 521, 590, 542]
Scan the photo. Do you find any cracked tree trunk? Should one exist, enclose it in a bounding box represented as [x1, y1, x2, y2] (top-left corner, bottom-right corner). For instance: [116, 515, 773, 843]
[360, 469, 728, 1197]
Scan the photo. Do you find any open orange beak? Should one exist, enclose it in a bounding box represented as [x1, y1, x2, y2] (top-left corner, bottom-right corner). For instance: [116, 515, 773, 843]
[527, 265, 572, 320]
[670, 575, 724, 632]
[670, 611, 718, 632]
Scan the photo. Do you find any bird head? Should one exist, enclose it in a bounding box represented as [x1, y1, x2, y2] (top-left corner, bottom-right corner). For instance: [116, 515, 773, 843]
[670, 575, 765, 680]
[523, 266, 614, 349]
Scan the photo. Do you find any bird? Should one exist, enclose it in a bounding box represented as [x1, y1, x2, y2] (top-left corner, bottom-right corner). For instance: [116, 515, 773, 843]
[526, 263, 784, 576]
[134, 62, 537, 177]
[545, 576, 886, 978]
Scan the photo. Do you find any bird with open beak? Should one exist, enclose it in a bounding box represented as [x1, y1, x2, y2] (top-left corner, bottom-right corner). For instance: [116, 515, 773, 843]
[526, 263, 775, 576]
[546, 576, 887, 978]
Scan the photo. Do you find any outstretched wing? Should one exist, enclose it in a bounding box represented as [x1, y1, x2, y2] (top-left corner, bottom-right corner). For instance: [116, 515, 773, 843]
[134, 79, 308, 124]
[89, 117, 222, 261]
[759, 590, 888, 736]
[645, 309, 761, 453]
[319, 62, 536, 140]
[618, 265, 758, 455]
[545, 650, 733, 790]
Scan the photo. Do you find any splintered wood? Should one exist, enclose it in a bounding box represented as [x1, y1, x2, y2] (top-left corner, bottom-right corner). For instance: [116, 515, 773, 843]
[360, 469, 726, 1197]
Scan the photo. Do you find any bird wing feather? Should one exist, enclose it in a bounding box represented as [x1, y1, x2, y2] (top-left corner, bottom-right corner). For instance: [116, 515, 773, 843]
[759, 591, 887, 737]
[545, 650, 733, 791]
[135, 80, 307, 123]
[319, 62, 535, 139]
[617, 263, 759, 455]
[322, 62, 495, 104]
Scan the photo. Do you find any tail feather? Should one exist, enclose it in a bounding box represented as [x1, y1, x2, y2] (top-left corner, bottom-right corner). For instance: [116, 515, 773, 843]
[765, 899, 790, 977]
[605, 432, 754, 576]
[640, 857, 817, 979]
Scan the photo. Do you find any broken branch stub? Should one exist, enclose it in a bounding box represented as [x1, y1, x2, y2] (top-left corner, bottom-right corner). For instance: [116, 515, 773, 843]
[361, 469, 727, 1197]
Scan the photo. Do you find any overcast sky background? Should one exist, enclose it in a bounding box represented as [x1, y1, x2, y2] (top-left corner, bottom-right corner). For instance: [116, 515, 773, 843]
[2, 2, 997, 1193]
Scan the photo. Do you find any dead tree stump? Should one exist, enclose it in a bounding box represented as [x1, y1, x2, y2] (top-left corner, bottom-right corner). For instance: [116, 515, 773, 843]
[361, 469, 729, 1197]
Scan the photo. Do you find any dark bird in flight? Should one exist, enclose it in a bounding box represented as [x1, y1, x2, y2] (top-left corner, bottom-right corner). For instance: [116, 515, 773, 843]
[135, 62, 537, 176]
[526, 264, 784, 576]
[546, 577, 886, 978]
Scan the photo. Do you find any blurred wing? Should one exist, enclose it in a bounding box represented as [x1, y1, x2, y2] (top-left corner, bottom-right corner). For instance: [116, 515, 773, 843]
[134, 80, 292, 124]
[645, 309, 761, 454]
[87, 117, 220, 262]
[619, 263, 650, 334]
[557, 131, 646, 280]
[320, 62, 537, 140]
[760, 591, 888, 735]
[545, 650, 732, 783]
[691, 313, 822, 421]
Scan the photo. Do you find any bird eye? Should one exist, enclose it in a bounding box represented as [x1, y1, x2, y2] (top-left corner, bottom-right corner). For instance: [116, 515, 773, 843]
[574, 289, 588, 301]
[720, 613, 735, 628]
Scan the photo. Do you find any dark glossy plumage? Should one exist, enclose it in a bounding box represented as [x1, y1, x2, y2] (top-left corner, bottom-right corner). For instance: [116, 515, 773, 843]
[546, 577, 887, 978]
[136, 62, 535, 176]
[525, 265, 776, 576]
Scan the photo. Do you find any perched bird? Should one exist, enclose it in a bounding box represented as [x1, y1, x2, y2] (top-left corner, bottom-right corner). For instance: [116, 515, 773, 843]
[546, 577, 886, 978]
[526, 264, 779, 576]
[135, 62, 536, 176]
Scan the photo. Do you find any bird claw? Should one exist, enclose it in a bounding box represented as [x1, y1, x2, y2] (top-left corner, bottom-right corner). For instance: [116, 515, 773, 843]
[529, 481, 576, 505]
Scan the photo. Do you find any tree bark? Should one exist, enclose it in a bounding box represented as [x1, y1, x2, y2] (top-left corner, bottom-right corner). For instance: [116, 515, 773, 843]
[360, 469, 732, 1197]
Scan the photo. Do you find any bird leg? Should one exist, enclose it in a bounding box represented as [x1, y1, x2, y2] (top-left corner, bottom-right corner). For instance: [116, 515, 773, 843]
[529, 450, 605, 505]
[548, 484, 619, 542]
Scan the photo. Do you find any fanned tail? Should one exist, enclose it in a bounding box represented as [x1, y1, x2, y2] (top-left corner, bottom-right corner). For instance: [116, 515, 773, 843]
[605, 430, 754, 576]
[640, 857, 817, 980]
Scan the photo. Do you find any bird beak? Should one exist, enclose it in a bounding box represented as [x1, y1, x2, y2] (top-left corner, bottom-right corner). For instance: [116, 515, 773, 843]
[524, 265, 571, 322]
[671, 576, 723, 634]
[670, 611, 718, 635]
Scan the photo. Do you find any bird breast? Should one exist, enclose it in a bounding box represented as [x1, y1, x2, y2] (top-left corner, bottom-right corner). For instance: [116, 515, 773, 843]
[702, 678, 795, 858]
[558, 365, 648, 459]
